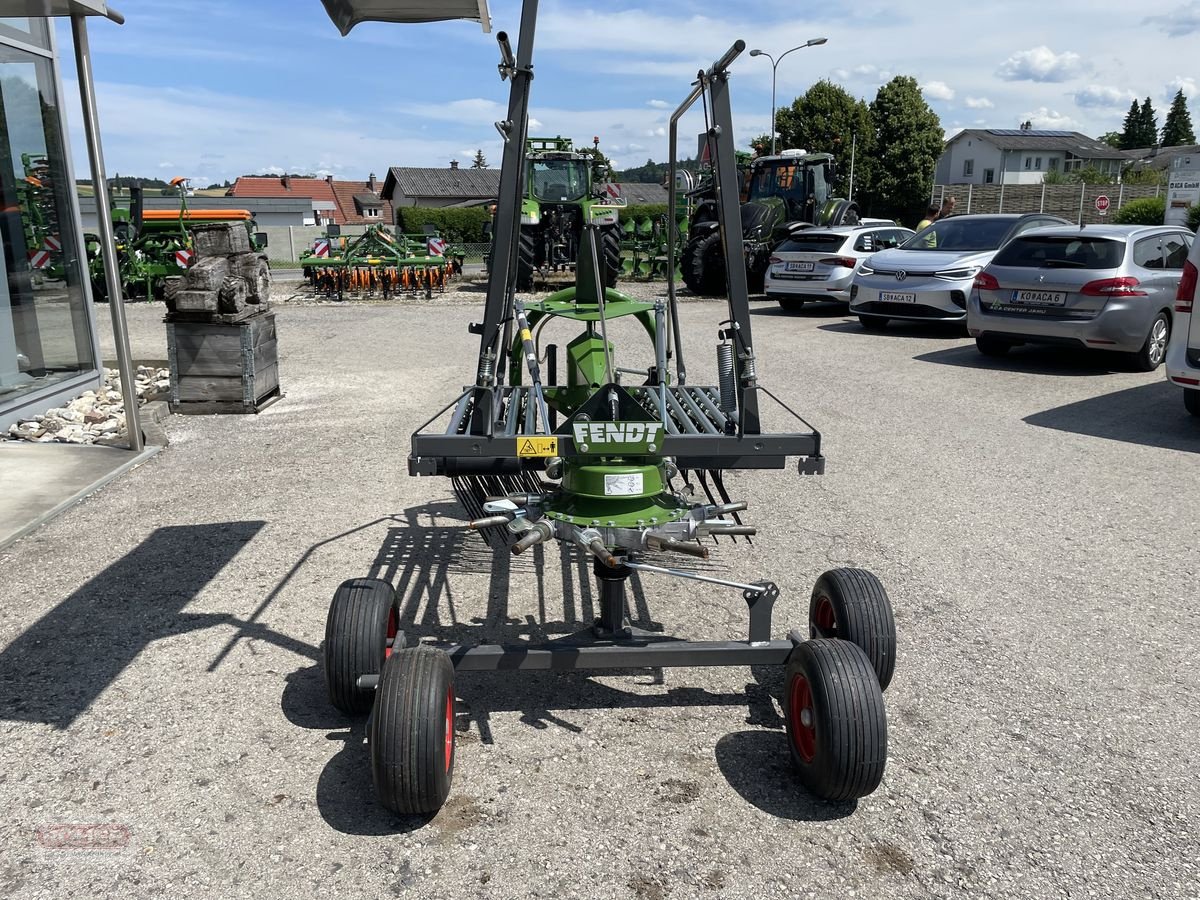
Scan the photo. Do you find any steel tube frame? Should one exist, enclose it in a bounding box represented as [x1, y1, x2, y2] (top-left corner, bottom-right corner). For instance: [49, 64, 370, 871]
[71, 13, 142, 452]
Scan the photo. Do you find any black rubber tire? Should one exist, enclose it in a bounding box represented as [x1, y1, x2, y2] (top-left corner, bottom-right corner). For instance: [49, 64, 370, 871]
[681, 230, 726, 296]
[90, 276, 109, 304]
[975, 335, 1012, 357]
[1186, 389, 1200, 417]
[370, 646, 456, 815]
[251, 258, 271, 303]
[323, 578, 397, 715]
[809, 568, 896, 691]
[516, 229, 537, 291]
[778, 297, 807, 312]
[1129, 311, 1170, 372]
[601, 227, 621, 288]
[784, 639, 887, 801]
[858, 314, 888, 330]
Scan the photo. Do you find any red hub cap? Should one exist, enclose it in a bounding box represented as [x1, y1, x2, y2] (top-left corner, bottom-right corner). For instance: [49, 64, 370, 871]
[789, 674, 817, 763]
[811, 596, 837, 639]
[444, 689, 455, 772]
[384, 607, 398, 658]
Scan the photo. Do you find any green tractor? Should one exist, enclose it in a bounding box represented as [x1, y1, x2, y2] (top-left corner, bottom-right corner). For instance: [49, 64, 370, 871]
[510, 136, 623, 290]
[681, 149, 859, 296]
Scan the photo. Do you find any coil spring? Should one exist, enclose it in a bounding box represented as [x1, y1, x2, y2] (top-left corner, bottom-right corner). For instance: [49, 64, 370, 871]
[717, 342, 736, 414]
[477, 353, 496, 384]
[741, 352, 757, 383]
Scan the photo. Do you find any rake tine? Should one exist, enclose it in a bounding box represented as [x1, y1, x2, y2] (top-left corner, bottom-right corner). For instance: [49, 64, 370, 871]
[710, 470, 750, 546]
[695, 469, 723, 545]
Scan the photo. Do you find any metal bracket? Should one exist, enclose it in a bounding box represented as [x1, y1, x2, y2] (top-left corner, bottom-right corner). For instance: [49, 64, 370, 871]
[744, 581, 779, 645]
[798, 456, 826, 476]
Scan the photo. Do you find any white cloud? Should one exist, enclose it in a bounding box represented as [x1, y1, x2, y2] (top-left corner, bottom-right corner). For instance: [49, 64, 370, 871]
[1144, 4, 1200, 37]
[646, 99, 669, 109]
[1022, 107, 1079, 130]
[528, 117, 544, 130]
[645, 126, 666, 138]
[1074, 85, 1136, 109]
[997, 46, 1086, 83]
[965, 96, 994, 109]
[922, 80, 955, 101]
[1169, 76, 1197, 98]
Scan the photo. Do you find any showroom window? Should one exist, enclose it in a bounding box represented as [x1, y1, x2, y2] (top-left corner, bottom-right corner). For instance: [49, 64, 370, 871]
[0, 34, 96, 415]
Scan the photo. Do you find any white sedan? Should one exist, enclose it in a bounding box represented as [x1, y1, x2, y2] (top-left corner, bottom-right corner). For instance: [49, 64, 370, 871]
[765, 223, 913, 312]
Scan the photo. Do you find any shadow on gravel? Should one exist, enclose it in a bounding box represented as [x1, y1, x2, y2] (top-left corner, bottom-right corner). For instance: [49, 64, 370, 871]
[714, 731, 857, 822]
[914, 343, 1129, 375]
[750, 302, 849, 318]
[1025, 380, 1199, 452]
[818, 321, 968, 339]
[0, 521, 265, 728]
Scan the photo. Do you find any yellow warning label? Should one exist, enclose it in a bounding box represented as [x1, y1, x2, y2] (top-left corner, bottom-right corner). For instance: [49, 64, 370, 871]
[519, 328, 533, 343]
[517, 436, 558, 458]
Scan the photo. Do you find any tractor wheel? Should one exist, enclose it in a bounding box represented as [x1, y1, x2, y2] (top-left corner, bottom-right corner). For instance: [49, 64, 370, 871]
[809, 568, 896, 690]
[784, 639, 887, 801]
[681, 231, 726, 296]
[516, 230, 537, 291]
[162, 276, 183, 312]
[858, 314, 889, 331]
[831, 200, 861, 226]
[370, 646, 457, 815]
[90, 276, 109, 304]
[323, 578, 400, 715]
[601, 227, 621, 288]
[249, 258, 271, 304]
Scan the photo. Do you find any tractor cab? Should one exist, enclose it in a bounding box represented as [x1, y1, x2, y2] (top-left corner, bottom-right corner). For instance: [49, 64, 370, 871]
[744, 150, 837, 228]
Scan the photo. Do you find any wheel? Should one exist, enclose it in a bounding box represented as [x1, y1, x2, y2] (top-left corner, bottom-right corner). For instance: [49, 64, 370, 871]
[1185, 389, 1200, 417]
[370, 646, 456, 815]
[1130, 312, 1169, 372]
[601, 227, 621, 288]
[250, 258, 271, 303]
[90, 275, 109, 304]
[784, 639, 887, 801]
[809, 568, 896, 690]
[858, 314, 888, 330]
[516, 229, 537, 291]
[680, 230, 726, 296]
[162, 276, 182, 311]
[975, 335, 1012, 357]
[323, 578, 399, 715]
[778, 297, 806, 312]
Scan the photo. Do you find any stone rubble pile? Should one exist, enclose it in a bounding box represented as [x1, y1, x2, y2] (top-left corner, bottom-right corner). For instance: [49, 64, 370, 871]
[4, 366, 168, 445]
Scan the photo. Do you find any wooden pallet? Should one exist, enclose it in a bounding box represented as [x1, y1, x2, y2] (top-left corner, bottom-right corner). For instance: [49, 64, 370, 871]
[166, 309, 280, 415]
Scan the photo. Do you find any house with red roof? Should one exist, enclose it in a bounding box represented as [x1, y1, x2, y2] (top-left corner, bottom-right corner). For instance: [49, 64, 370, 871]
[227, 173, 394, 226]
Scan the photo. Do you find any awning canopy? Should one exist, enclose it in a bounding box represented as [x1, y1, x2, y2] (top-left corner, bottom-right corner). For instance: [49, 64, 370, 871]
[0, 0, 123, 22]
[321, 0, 491, 35]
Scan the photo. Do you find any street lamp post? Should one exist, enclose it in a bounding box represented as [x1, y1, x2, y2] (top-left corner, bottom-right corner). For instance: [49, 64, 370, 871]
[749, 38, 828, 156]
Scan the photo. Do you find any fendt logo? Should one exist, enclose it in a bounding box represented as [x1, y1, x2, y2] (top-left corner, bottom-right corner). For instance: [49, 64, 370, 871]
[572, 421, 663, 446]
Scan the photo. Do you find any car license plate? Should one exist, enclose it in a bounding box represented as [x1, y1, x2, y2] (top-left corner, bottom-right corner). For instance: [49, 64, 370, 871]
[1010, 289, 1066, 306]
[786, 261, 814, 272]
[879, 291, 917, 303]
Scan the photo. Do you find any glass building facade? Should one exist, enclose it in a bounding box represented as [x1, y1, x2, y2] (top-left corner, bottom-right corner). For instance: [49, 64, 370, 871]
[0, 16, 100, 431]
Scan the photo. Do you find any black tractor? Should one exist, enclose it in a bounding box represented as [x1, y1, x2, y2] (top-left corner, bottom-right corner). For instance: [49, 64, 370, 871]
[681, 150, 859, 296]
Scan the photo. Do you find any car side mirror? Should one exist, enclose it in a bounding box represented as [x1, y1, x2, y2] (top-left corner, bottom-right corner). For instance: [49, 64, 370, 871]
[253, 232, 268, 250]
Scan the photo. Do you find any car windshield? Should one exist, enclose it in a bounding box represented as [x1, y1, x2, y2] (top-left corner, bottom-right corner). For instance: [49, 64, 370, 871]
[530, 159, 590, 202]
[777, 233, 845, 253]
[902, 218, 1016, 252]
[991, 235, 1125, 269]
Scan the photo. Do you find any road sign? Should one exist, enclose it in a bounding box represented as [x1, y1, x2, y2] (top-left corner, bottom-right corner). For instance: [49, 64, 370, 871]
[1095, 195, 1110, 215]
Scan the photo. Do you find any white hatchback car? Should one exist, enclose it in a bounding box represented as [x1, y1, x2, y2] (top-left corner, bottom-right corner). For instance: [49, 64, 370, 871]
[765, 223, 913, 311]
[1165, 236, 1200, 416]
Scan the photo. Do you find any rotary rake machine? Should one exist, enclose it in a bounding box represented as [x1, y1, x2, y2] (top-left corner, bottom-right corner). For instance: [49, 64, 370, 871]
[319, 0, 896, 818]
[302, 224, 460, 300]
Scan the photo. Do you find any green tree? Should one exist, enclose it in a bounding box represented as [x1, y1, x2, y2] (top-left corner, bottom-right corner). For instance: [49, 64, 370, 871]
[1099, 131, 1122, 149]
[748, 133, 772, 156]
[866, 76, 943, 222]
[775, 80, 875, 199]
[471, 148, 489, 169]
[1161, 89, 1196, 147]
[1119, 99, 1142, 149]
[1138, 97, 1159, 147]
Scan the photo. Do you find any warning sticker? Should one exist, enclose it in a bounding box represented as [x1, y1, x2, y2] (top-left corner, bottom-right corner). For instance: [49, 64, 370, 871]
[604, 473, 644, 496]
[517, 437, 558, 458]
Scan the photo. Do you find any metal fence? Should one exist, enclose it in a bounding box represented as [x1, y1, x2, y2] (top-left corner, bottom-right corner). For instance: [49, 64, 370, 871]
[931, 183, 1162, 225]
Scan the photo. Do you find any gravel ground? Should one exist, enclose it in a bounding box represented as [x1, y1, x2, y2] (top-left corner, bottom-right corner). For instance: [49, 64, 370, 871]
[1, 283, 1198, 899]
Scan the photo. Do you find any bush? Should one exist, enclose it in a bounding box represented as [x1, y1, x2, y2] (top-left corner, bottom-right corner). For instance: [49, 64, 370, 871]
[1113, 196, 1166, 225]
[396, 206, 492, 243]
[1188, 204, 1200, 233]
[621, 203, 670, 222]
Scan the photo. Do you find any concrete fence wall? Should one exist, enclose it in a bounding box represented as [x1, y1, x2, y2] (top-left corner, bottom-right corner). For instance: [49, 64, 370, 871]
[259, 224, 375, 262]
[931, 183, 1162, 225]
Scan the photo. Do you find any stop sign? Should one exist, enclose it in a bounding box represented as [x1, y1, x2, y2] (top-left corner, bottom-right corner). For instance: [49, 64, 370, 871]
[1095, 195, 1111, 214]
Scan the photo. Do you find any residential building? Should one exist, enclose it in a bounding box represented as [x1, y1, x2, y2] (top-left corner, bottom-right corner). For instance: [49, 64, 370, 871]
[1121, 144, 1200, 175]
[76, 195, 314, 230]
[382, 162, 501, 209]
[935, 129, 1128, 186]
[226, 173, 394, 226]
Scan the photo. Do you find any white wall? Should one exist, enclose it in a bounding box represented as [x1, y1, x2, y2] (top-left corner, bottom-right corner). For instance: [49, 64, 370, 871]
[941, 137, 1004, 184]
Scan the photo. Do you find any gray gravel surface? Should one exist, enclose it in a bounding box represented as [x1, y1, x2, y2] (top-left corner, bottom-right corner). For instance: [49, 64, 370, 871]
[1, 286, 1198, 899]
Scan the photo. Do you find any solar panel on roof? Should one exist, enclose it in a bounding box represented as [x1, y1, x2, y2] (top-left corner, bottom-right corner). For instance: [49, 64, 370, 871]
[986, 129, 1076, 137]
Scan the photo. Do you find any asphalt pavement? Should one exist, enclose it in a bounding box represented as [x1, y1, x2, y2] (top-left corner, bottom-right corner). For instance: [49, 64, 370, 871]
[1, 285, 1197, 899]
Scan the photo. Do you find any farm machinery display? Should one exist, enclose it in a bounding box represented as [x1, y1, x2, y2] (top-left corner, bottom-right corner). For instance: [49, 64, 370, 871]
[86, 179, 265, 302]
[17, 153, 67, 282]
[320, 0, 895, 818]
[504, 135, 624, 289]
[300, 224, 460, 300]
[681, 150, 861, 296]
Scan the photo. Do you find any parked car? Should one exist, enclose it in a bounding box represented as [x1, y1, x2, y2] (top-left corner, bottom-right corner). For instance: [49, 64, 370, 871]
[968, 224, 1193, 371]
[849, 213, 1069, 329]
[766, 223, 914, 311]
[1165, 235, 1200, 414]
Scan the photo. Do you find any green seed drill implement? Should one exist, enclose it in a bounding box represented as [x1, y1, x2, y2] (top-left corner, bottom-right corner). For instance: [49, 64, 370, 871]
[319, 0, 896, 819]
[300, 224, 459, 299]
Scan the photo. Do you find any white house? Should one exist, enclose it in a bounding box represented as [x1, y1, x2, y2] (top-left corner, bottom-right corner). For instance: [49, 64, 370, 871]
[935, 129, 1128, 185]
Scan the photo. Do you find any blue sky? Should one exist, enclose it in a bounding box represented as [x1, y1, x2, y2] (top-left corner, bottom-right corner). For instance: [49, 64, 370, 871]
[54, 0, 1200, 186]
